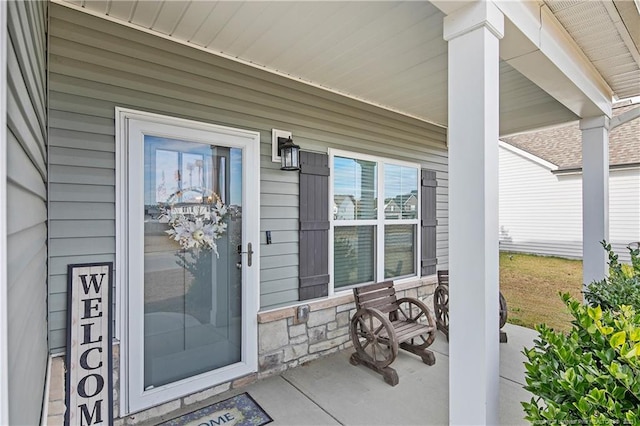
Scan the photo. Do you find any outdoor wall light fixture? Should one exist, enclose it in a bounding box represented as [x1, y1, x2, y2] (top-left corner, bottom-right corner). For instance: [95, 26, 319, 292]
[278, 136, 300, 171]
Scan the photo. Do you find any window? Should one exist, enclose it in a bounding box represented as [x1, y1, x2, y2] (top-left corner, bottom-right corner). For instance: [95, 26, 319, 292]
[330, 150, 420, 290]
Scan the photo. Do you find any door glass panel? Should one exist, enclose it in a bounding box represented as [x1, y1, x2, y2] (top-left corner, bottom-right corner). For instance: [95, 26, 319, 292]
[143, 135, 243, 388]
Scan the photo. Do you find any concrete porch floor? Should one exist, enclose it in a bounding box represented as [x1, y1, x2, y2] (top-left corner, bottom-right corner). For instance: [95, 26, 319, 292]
[144, 323, 536, 425]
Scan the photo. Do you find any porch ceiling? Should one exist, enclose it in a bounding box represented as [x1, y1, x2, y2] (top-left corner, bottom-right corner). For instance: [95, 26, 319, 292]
[58, 1, 639, 135]
[544, 0, 640, 101]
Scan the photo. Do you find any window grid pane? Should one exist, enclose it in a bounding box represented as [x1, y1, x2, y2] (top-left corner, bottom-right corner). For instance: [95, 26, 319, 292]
[384, 164, 418, 220]
[333, 156, 377, 220]
[384, 225, 416, 279]
[334, 226, 376, 288]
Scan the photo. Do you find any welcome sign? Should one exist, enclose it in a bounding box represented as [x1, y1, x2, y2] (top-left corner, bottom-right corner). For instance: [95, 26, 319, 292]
[65, 263, 113, 426]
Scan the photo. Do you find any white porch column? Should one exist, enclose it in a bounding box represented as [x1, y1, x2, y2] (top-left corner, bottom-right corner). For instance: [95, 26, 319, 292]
[443, 2, 503, 424]
[581, 116, 610, 290]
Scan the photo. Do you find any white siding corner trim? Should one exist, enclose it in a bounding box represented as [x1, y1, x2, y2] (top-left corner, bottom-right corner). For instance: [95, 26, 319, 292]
[0, 1, 8, 423]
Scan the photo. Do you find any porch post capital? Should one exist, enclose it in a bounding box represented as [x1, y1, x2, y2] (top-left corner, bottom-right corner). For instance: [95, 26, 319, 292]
[580, 115, 610, 131]
[443, 1, 504, 42]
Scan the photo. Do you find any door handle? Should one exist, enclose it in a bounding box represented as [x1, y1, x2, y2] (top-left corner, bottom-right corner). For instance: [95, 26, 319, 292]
[237, 242, 254, 267]
[246, 242, 253, 267]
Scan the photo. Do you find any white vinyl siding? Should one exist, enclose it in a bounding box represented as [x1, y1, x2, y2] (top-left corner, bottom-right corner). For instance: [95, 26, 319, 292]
[609, 168, 640, 247]
[6, 1, 48, 424]
[48, 4, 448, 350]
[499, 145, 640, 262]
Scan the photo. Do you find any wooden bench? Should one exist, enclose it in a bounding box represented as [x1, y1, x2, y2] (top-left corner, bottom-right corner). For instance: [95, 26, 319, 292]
[433, 270, 509, 342]
[349, 281, 436, 386]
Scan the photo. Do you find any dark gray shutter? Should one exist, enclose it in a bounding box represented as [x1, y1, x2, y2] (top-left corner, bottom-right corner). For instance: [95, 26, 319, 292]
[421, 169, 437, 275]
[299, 151, 330, 300]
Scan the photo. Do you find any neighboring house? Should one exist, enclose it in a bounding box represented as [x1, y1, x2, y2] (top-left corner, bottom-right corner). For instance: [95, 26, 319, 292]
[384, 198, 402, 219]
[384, 191, 418, 219]
[333, 195, 356, 220]
[0, 1, 637, 425]
[499, 103, 640, 262]
[404, 193, 418, 214]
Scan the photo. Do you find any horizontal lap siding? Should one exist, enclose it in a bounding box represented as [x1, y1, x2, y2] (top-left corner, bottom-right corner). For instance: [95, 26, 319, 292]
[6, 1, 48, 424]
[610, 169, 640, 244]
[499, 145, 640, 263]
[436, 175, 449, 269]
[48, 4, 448, 349]
[499, 146, 582, 259]
[609, 170, 640, 263]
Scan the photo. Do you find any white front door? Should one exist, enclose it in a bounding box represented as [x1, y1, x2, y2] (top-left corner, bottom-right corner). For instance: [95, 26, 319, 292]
[120, 110, 259, 413]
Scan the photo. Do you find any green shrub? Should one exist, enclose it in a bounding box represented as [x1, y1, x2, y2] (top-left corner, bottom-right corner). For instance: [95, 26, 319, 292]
[584, 242, 640, 311]
[522, 294, 640, 425]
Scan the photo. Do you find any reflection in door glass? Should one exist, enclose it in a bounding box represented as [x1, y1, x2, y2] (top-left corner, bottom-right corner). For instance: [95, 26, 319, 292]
[143, 135, 243, 388]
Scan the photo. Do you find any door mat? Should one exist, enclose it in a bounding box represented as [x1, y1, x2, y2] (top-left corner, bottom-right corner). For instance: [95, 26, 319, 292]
[159, 392, 273, 426]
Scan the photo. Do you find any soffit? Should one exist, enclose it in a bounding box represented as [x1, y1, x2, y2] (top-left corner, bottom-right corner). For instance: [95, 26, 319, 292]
[58, 0, 588, 134]
[58, 0, 451, 127]
[544, 0, 640, 101]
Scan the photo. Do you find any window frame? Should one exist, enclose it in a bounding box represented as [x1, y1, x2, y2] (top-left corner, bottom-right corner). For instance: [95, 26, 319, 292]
[328, 148, 422, 295]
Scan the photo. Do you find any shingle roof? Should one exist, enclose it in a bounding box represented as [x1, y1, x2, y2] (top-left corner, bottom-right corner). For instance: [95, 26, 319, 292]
[501, 103, 640, 170]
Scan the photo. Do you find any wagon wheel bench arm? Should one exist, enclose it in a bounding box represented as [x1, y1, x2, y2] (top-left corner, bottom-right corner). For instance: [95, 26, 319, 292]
[351, 306, 398, 346]
[395, 297, 434, 323]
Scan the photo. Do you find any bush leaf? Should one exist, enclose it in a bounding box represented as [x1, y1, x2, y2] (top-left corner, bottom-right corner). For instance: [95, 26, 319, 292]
[523, 244, 640, 424]
[610, 331, 626, 348]
[588, 305, 602, 321]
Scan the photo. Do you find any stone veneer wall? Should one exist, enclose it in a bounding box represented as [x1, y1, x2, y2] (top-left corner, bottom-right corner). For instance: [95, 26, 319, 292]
[44, 277, 437, 425]
[256, 277, 437, 378]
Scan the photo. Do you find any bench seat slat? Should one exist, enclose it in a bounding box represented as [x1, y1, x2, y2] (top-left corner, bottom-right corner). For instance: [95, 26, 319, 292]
[357, 295, 396, 306]
[393, 322, 434, 337]
[354, 281, 394, 296]
[397, 327, 433, 342]
[376, 305, 397, 314]
[359, 296, 398, 312]
[437, 270, 449, 286]
[356, 287, 395, 303]
[381, 321, 434, 342]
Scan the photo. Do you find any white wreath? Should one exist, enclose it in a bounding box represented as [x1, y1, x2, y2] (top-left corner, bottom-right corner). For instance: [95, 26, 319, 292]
[163, 193, 229, 257]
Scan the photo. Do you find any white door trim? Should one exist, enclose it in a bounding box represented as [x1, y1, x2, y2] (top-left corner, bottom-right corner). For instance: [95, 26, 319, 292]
[116, 108, 260, 415]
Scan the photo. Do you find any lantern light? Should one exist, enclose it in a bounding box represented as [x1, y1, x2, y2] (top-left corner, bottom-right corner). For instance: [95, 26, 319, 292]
[278, 137, 300, 171]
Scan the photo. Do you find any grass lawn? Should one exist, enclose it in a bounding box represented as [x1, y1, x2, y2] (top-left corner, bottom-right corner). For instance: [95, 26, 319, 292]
[500, 252, 583, 333]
